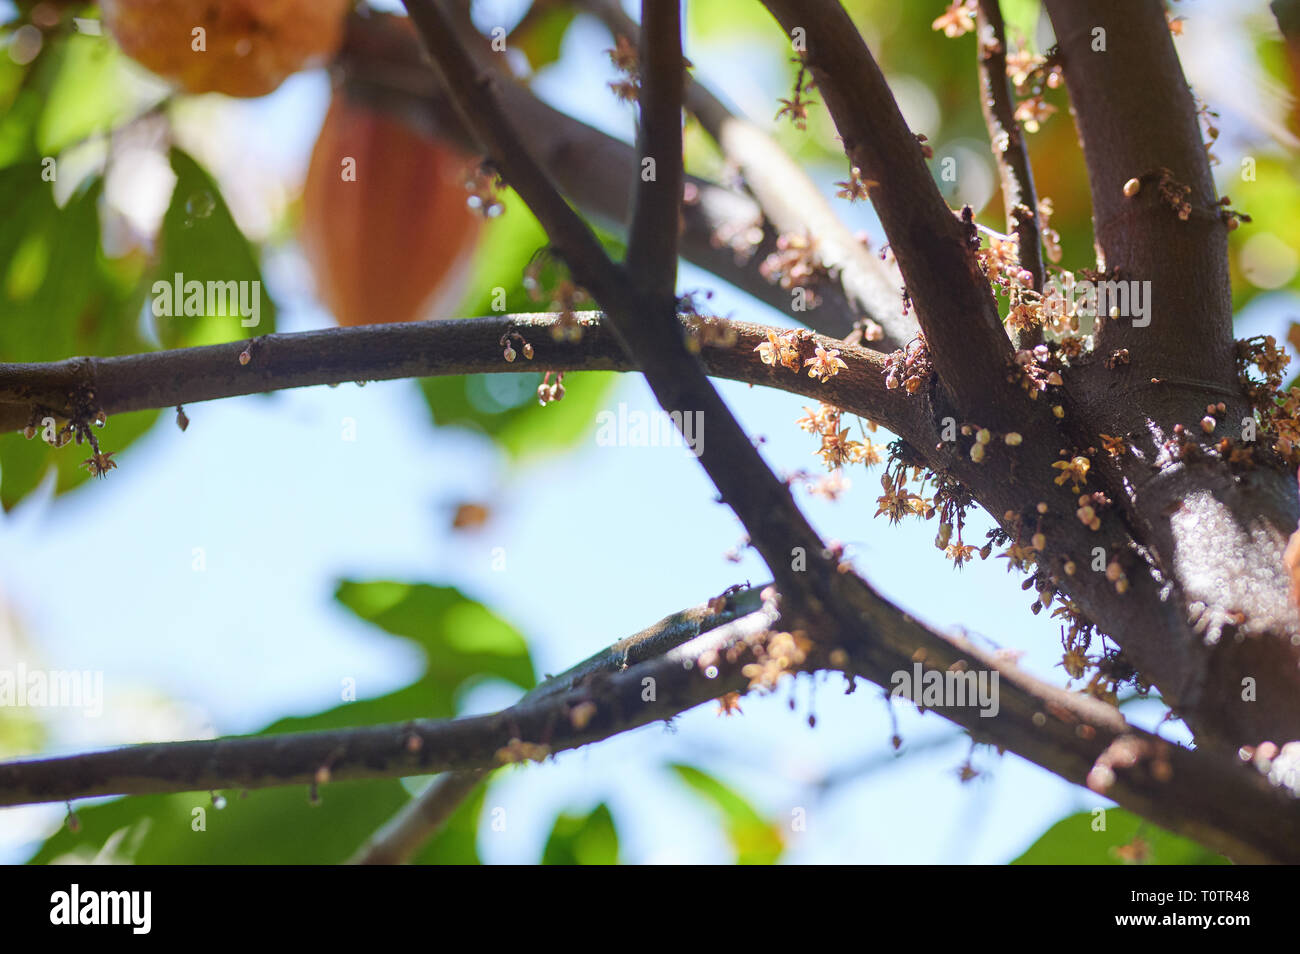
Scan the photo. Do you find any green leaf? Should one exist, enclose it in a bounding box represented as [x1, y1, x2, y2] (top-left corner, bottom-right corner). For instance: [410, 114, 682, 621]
[153, 148, 275, 348]
[37, 31, 134, 156]
[423, 200, 619, 459]
[1227, 156, 1300, 311]
[1012, 808, 1229, 865]
[510, 4, 578, 72]
[421, 369, 617, 460]
[668, 763, 784, 864]
[999, 0, 1044, 48]
[0, 84, 43, 167]
[28, 778, 486, 865]
[452, 194, 550, 317]
[688, 0, 778, 39]
[26, 583, 531, 864]
[261, 582, 536, 733]
[0, 165, 161, 509]
[542, 802, 620, 865]
[0, 165, 97, 358]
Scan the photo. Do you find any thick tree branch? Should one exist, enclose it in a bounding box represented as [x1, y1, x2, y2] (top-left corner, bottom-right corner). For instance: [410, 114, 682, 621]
[1044, 0, 1300, 748]
[625, 0, 685, 303]
[0, 313, 922, 439]
[760, 0, 1014, 423]
[976, 0, 1044, 349]
[746, 0, 1217, 746]
[1043, 0, 1232, 388]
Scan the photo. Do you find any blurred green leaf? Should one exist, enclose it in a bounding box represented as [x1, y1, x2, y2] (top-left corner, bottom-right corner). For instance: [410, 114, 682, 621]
[0, 164, 161, 509]
[1227, 156, 1300, 311]
[422, 369, 617, 460]
[27, 583, 531, 864]
[1000, 0, 1044, 47]
[424, 202, 619, 459]
[154, 148, 275, 348]
[0, 84, 42, 167]
[541, 802, 620, 865]
[37, 32, 134, 156]
[668, 763, 784, 864]
[28, 778, 485, 865]
[262, 582, 535, 732]
[1012, 808, 1228, 864]
[510, 3, 578, 71]
[688, 0, 777, 39]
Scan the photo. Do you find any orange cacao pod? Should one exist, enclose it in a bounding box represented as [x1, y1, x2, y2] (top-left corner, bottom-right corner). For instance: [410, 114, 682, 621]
[102, 0, 349, 98]
[300, 93, 483, 327]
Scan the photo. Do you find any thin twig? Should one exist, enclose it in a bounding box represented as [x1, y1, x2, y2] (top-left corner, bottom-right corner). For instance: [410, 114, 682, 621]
[347, 769, 486, 865]
[975, 0, 1044, 349]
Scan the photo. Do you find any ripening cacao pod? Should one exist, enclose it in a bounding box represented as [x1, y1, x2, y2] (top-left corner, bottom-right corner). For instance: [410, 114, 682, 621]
[300, 93, 483, 327]
[102, 0, 350, 98]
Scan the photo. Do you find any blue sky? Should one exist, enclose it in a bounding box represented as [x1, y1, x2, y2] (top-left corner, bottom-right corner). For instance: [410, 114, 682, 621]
[1, 0, 1296, 864]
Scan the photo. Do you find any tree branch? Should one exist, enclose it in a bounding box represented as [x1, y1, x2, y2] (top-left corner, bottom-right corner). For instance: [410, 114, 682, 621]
[625, 0, 685, 303]
[347, 584, 768, 864]
[0, 312, 922, 439]
[336, 9, 888, 343]
[400, 0, 844, 614]
[347, 769, 485, 865]
[0, 599, 780, 808]
[577, 0, 913, 346]
[1042, 0, 1231, 387]
[753, 0, 1300, 753]
[624, 0, 686, 304]
[5, 580, 1299, 863]
[975, 0, 1044, 349]
[313, 0, 1280, 754]
[1043, 0, 1300, 748]
[759, 0, 1014, 423]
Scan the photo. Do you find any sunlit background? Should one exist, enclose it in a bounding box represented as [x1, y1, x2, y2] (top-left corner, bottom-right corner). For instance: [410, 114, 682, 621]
[1, 0, 1297, 863]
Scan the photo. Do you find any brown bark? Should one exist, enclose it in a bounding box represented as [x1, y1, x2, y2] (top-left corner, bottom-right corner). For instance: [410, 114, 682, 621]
[2, 0, 1298, 861]
[1044, 0, 1300, 747]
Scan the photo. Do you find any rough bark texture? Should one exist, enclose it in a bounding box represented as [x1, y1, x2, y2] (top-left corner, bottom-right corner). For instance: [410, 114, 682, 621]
[2, 0, 1298, 863]
[759, 0, 1300, 751]
[1045, 0, 1300, 747]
